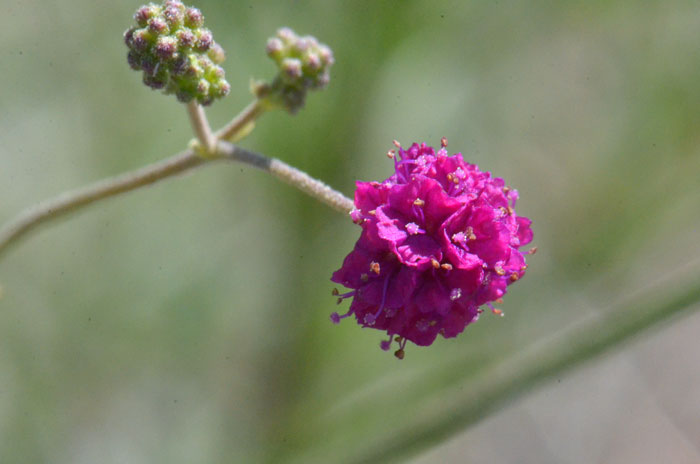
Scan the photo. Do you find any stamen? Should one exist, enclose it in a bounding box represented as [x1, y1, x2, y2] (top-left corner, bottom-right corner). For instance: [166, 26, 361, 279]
[486, 302, 504, 317]
[370, 261, 381, 275]
[450, 288, 462, 301]
[386, 149, 395, 159]
[394, 349, 405, 360]
[431, 258, 440, 269]
[441, 263, 453, 271]
[393, 139, 401, 148]
[465, 226, 476, 241]
[331, 288, 339, 296]
[380, 334, 393, 351]
[330, 309, 353, 324]
[413, 198, 425, 207]
[364, 272, 392, 324]
[405, 222, 424, 235]
[510, 273, 519, 282]
[441, 136, 448, 148]
[527, 247, 538, 255]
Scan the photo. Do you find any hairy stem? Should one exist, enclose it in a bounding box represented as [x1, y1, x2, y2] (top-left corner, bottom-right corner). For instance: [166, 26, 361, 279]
[0, 143, 352, 259]
[215, 100, 264, 142]
[186, 101, 215, 153]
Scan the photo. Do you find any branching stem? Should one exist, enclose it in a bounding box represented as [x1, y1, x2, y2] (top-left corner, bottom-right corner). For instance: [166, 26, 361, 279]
[0, 142, 353, 259]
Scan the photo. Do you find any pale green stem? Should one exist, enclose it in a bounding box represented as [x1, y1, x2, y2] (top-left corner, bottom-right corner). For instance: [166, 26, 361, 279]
[0, 142, 353, 260]
[214, 100, 264, 142]
[186, 101, 215, 153]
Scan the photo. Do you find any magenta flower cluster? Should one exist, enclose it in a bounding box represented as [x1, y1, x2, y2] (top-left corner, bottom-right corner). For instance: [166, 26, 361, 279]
[331, 140, 533, 359]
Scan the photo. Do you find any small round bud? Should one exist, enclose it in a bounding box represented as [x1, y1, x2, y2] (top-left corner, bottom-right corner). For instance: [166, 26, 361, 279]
[140, 56, 159, 76]
[127, 50, 142, 70]
[282, 57, 302, 79]
[148, 17, 169, 35]
[305, 52, 321, 71]
[207, 42, 225, 64]
[318, 45, 334, 65]
[163, 5, 184, 27]
[184, 7, 203, 28]
[196, 78, 210, 95]
[143, 71, 168, 89]
[213, 80, 231, 98]
[295, 38, 312, 53]
[176, 28, 195, 48]
[164, 0, 185, 11]
[277, 27, 296, 44]
[266, 37, 284, 59]
[195, 28, 213, 52]
[130, 29, 150, 52]
[134, 5, 158, 27]
[155, 36, 178, 60]
[124, 27, 136, 47]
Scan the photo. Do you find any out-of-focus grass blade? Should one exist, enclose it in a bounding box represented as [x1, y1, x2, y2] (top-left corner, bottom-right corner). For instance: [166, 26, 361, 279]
[285, 277, 700, 464]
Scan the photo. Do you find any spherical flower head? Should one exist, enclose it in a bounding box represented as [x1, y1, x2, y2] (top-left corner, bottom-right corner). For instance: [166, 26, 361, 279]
[331, 140, 534, 359]
[124, 1, 229, 106]
[257, 27, 334, 114]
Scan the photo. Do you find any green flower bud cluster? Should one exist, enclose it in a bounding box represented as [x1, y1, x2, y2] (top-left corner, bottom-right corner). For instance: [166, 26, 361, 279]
[124, 0, 230, 105]
[255, 28, 334, 114]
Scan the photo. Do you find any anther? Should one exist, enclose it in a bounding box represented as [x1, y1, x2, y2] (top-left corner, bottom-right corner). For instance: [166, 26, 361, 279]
[441, 263, 453, 271]
[331, 288, 339, 296]
[368, 209, 376, 215]
[431, 258, 440, 269]
[465, 226, 476, 241]
[510, 273, 519, 282]
[394, 349, 405, 360]
[492, 308, 504, 316]
[494, 265, 506, 276]
[413, 198, 425, 207]
[393, 140, 401, 148]
[528, 247, 538, 255]
[441, 136, 448, 148]
[370, 261, 381, 275]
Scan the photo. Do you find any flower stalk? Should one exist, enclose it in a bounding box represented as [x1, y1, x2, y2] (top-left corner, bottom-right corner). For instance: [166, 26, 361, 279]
[0, 140, 352, 260]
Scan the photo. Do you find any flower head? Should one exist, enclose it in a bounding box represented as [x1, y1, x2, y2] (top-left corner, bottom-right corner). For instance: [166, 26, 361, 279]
[253, 28, 334, 114]
[331, 140, 533, 359]
[124, 1, 230, 105]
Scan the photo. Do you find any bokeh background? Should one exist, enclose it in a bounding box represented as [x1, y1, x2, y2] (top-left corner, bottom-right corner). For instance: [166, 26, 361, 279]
[2, 1, 700, 463]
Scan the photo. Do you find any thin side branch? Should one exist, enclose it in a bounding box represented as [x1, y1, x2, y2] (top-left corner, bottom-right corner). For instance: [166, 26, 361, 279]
[0, 143, 353, 259]
[186, 101, 215, 153]
[214, 100, 264, 141]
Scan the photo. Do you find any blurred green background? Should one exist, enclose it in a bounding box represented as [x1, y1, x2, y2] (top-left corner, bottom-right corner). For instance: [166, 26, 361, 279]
[2, 1, 700, 463]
